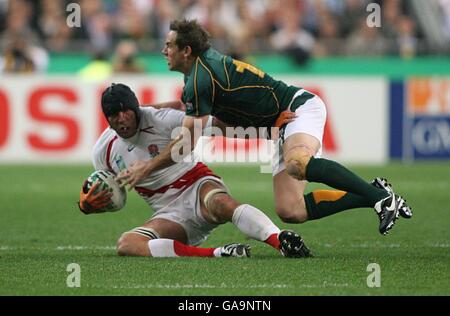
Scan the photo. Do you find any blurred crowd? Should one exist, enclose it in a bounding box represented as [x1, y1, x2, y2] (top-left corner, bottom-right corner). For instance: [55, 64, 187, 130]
[0, 0, 449, 73]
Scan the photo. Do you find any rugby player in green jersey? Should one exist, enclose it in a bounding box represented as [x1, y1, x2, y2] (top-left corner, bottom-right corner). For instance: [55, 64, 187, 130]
[117, 20, 412, 253]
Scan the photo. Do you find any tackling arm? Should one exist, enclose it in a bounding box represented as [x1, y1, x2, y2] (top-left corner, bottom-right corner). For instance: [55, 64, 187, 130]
[212, 112, 296, 140]
[211, 117, 268, 139]
[142, 100, 186, 111]
[116, 114, 209, 189]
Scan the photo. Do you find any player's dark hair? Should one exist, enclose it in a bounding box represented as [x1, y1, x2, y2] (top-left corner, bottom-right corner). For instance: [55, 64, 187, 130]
[101, 83, 141, 124]
[170, 19, 211, 57]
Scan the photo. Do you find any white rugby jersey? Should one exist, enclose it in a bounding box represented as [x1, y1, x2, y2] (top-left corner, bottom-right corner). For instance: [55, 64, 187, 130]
[92, 107, 217, 208]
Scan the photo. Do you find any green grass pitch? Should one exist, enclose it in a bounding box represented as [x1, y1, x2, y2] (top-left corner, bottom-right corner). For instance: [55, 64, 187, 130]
[0, 163, 449, 296]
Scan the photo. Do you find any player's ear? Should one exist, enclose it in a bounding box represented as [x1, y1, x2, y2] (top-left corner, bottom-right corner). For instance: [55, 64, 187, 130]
[183, 46, 193, 58]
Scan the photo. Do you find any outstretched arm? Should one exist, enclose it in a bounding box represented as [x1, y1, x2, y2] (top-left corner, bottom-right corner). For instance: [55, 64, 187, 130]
[212, 112, 296, 140]
[142, 100, 186, 111]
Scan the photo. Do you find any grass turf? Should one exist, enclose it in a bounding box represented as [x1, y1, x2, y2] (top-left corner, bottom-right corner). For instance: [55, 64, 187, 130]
[0, 163, 449, 296]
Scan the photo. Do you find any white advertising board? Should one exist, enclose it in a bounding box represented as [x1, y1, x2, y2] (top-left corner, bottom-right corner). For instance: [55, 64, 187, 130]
[0, 75, 388, 164]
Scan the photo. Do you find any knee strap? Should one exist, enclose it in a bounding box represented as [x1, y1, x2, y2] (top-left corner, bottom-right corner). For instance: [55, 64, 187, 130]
[129, 227, 160, 240]
[203, 188, 228, 211]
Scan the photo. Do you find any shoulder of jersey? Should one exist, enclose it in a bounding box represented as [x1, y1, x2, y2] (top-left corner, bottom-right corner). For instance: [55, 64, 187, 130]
[143, 106, 182, 121]
[92, 128, 117, 161]
[140, 106, 160, 124]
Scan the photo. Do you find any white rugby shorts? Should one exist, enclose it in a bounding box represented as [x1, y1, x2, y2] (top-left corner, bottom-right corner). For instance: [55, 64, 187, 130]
[272, 89, 327, 176]
[150, 176, 226, 246]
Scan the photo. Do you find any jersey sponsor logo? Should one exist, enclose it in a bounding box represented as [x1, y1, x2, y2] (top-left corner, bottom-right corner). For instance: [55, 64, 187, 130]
[148, 144, 159, 158]
[127, 144, 136, 152]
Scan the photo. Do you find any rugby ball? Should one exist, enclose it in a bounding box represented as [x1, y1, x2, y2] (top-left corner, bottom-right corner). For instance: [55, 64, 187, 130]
[83, 170, 127, 212]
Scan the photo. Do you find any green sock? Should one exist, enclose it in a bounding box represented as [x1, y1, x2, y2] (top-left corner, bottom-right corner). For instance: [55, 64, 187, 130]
[305, 157, 389, 206]
[304, 190, 371, 220]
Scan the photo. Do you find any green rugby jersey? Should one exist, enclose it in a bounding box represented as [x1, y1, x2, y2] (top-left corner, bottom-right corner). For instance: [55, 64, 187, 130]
[181, 48, 306, 128]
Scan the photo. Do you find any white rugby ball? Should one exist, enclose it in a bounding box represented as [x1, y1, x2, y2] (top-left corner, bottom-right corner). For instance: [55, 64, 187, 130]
[83, 170, 127, 212]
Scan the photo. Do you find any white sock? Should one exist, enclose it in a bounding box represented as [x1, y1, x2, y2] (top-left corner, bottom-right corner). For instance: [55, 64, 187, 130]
[231, 204, 280, 241]
[213, 248, 222, 257]
[148, 239, 178, 257]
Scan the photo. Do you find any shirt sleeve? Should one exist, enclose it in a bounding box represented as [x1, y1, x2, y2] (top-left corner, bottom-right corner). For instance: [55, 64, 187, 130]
[92, 129, 114, 171]
[183, 59, 214, 117]
[92, 144, 107, 171]
[153, 108, 185, 139]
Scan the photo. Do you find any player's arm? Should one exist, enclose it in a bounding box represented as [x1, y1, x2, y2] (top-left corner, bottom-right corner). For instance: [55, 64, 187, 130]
[211, 117, 263, 138]
[78, 140, 114, 214]
[142, 100, 186, 111]
[116, 114, 209, 190]
[212, 112, 296, 139]
[145, 114, 208, 171]
[118, 67, 213, 188]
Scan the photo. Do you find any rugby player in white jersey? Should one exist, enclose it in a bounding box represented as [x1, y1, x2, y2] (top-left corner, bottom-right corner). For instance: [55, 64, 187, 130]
[78, 83, 311, 258]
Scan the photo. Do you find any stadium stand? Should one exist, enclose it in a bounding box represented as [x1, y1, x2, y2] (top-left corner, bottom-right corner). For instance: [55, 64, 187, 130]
[0, 0, 449, 74]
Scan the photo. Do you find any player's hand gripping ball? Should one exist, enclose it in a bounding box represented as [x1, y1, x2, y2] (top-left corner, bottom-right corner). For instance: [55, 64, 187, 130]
[78, 170, 127, 214]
